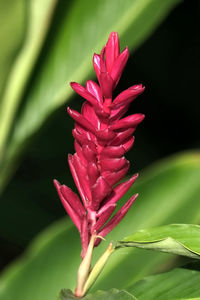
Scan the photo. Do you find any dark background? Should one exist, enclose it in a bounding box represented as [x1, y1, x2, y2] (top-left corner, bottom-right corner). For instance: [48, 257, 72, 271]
[0, 0, 199, 271]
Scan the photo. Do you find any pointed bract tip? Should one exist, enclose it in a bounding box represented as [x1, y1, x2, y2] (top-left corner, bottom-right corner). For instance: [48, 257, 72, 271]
[93, 53, 99, 60]
[132, 193, 139, 201]
[109, 31, 118, 37]
[107, 32, 119, 44]
[94, 53, 102, 66]
[131, 173, 139, 181]
[123, 46, 129, 54]
[68, 153, 73, 160]
[53, 179, 61, 188]
[132, 84, 145, 91]
[135, 173, 139, 179]
[70, 81, 75, 87]
[108, 242, 114, 252]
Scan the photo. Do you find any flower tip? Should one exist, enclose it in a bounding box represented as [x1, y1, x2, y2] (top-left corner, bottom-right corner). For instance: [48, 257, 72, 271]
[124, 46, 129, 54]
[108, 31, 119, 43]
[127, 173, 139, 186]
[93, 53, 100, 62]
[109, 31, 119, 40]
[68, 153, 73, 160]
[53, 179, 60, 186]
[106, 242, 114, 254]
[70, 81, 75, 88]
[53, 179, 61, 191]
[140, 85, 146, 93]
[110, 31, 118, 36]
[85, 79, 93, 89]
[134, 193, 139, 200]
[67, 106, 72, 115]
[136, 114, 145, 123]
[133, 173, 139, 180]
[70, 82, 81, 92]
[133, 193, 139, 200]
[133, 84, 145, 91]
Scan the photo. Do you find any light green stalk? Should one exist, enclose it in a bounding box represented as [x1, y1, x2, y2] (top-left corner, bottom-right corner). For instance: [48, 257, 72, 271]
[82, 242, 114, 296]
[75, 234, 97, 297]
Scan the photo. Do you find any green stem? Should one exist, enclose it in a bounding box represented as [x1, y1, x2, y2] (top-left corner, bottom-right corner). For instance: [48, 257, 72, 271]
[75, 234, 96, 297]
[82, 242, 114, 296]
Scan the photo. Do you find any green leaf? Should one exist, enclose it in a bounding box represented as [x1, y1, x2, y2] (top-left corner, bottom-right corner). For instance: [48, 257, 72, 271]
[0, 0, 181, 191]
[58, 289, 136, 300]
[0, 0, 57, 184]
[0, 0, 25, 100]
[116, 224, 200, 259]
[127, 268, 200, 300]
[1, 151, 200, 300]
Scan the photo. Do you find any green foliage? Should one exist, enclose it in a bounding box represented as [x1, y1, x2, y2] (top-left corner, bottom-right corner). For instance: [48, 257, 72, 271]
[0, 0, 181, 192]
[0, 0, 25, 99]
[116, 224, 200, 259]
[58, 289, 136, 300]
[127, 268, 200, 300]
[1, 1, 199, 300]
[0, 0, 57, 190]
[0, 152, 200, 300]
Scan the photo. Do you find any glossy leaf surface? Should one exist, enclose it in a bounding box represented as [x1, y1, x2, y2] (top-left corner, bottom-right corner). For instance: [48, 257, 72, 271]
[116, 224, 200, 259]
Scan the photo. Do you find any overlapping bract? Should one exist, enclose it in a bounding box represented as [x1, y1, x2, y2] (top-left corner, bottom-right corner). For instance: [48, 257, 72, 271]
[54, 32, 145, 258]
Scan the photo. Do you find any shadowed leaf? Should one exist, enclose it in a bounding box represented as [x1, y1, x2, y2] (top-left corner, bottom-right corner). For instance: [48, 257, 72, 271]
[127, 268, 200, 300]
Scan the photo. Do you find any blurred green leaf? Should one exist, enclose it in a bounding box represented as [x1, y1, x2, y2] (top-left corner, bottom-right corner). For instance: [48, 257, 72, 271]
[127, 268, 200, 300]
[58, 289, 136, 300]
[116, 224, 200, 259]
[0, 151, 200, 300]
[0, 0, 57, 180]
[0, 0, 25, 100]
[0, 0, 182, 192]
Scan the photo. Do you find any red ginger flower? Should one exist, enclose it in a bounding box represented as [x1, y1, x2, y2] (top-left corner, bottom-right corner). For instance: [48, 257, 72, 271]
[54, 32, 145, 258]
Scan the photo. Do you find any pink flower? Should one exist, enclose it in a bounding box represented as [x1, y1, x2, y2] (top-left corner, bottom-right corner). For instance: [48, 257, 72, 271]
[54, 32, 145, 258]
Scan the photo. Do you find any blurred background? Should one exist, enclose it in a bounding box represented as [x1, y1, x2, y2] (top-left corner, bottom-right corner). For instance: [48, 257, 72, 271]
[0, 0, 199, 284]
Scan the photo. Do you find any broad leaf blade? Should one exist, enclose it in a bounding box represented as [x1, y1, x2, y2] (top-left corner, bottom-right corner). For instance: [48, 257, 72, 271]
[0, 0, 57, 182]
[127, 268, 200, 300]
[116, 224, 200, 259]
[1, 152, 200, 300]
[0, 220, 79, 300]
[0, 0, 181, 191]
[58, 289, 136, 300]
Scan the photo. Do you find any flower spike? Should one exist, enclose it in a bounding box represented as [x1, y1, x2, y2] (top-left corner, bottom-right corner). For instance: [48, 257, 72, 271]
[54, 32, 145, 258]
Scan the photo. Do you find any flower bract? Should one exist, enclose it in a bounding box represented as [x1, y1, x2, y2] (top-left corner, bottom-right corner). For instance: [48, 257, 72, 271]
[54, 32, 145, 258]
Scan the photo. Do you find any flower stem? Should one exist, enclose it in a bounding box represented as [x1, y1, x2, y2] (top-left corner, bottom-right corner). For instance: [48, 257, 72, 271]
[82, 242, 114, 296]
[75, 234, 96, 297]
